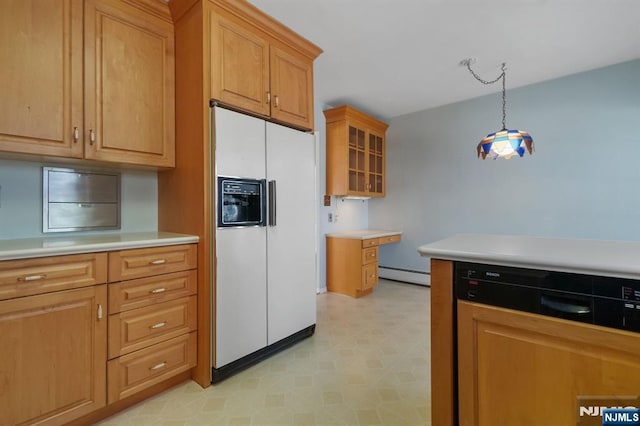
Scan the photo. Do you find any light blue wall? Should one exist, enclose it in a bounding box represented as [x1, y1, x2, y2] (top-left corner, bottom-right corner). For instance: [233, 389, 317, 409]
[369, 59, 640, 273]
[0, 159, 158, 239]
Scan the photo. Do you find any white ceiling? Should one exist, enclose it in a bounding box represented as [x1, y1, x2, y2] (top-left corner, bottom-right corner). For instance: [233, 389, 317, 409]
[248, 0, 640, 121]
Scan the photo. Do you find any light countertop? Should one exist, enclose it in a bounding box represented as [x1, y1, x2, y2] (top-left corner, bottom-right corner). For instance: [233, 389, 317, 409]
[0, 232, 199, 261]
[417, 233, 640, 280]
[325, 230, 402, 240]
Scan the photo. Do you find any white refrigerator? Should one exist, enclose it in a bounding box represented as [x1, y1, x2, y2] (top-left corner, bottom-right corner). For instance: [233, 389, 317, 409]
[212, 106, 317, 379]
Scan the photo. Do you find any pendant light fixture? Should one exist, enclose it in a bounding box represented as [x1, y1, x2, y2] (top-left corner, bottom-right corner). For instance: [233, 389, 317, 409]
[461, 58, 534, 160]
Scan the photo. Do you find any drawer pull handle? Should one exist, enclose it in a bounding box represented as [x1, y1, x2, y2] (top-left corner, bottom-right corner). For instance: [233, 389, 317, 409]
[149, 287, 167, 294]
[150, 321, 167, 329]
[370, 253, 375, 257]
[18, 274, 47, 282]
[149, 259, 167, 265]
[149, 362, 167, 371]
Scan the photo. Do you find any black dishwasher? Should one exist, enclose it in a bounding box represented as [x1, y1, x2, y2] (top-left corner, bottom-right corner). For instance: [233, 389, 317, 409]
[455, 262, 640, 332]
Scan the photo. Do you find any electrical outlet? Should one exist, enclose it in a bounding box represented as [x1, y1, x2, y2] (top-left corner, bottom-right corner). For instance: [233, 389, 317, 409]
[328, 212, 333, 222]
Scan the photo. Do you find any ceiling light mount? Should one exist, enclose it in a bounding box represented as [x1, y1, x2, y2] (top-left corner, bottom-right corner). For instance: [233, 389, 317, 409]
[461, 58, 534, 160]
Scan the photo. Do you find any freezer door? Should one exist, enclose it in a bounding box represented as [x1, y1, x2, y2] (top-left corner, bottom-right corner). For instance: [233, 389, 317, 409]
[266, 122, 317, 345]
[215, 226, 267, 367]
[214, 106, 266, 178]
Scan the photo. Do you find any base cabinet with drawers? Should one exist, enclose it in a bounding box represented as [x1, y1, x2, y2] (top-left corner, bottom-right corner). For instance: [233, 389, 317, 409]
[106, 244, 198, 403]
[0, 242, 198, 425]
[326, 233, 401, 298]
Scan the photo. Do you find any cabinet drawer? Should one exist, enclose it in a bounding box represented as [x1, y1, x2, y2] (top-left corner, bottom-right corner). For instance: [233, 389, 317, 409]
[362, 247, 378, 265]
[108, 295, 196, 359]
[378, 234, 401, 245]
[362, 263, 378, 290]
[361, 238, 379, 248]
[108, 244, 197, 281]
[0, 253, 107, 301]
[107, 332, 196, 403]
[109, 270, 196, 313]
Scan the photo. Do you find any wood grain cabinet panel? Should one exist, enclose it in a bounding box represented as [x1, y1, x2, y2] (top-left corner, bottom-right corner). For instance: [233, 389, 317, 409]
[0, 285, 107, 426]
[107, 332, 197, 403]
[84, 0, 175, 167]
[457, 301, 640, 426]
[0, 252, 107, 301]
[0, 0, 83, 158]
[108, 244, 197, 282]
[210, 12, 270, 117]
[0, 0, 175, 168]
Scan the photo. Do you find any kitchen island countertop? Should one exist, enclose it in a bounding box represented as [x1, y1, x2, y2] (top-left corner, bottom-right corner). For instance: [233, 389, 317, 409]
[0, 232, 199, 261]
[418, 233, 640, 280]
[325, 229, 402, 240]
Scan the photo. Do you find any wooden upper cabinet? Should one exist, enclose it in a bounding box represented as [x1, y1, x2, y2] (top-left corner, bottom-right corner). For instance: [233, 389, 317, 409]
[0, 0, 83, 158]
[210, 12, 270, 117]
[324, 105, 389, 197]
[269, 45, 314, 130]
[0, 0, 175, 168]
[84, 0, 175, 167]
[208, 1, 321, 131]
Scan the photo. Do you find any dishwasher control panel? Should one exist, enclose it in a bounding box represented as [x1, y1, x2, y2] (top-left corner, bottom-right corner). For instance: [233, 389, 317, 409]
[455, 262, 640, 333]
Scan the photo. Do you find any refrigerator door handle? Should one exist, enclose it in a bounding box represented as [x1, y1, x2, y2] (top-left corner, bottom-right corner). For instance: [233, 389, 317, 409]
[268, 180, 276, 226]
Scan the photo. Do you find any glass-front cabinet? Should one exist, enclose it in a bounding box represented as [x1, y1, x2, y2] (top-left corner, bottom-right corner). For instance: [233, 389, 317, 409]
[325, 105, 388, 197]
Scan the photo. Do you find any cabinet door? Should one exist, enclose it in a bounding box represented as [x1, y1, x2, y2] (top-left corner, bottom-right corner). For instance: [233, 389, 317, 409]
[457, 301, 640, 426]
[269, 45, 314, 130]
[84, 0, 175, 167]
[347, 124, 367, 194]
[367, 130, 385, 196]
[362, 263, 378, 291]
[0, 285, 107, 425]
[210, 12, 270, 118]
[0, 0, 83, 158]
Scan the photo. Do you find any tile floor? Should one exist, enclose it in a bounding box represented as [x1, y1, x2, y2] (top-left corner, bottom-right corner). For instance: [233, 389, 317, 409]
[97, 280, 431, 425]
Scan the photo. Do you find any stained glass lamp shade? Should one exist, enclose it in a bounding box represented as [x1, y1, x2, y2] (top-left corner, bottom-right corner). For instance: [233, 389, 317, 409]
[477, 129, 534, 160]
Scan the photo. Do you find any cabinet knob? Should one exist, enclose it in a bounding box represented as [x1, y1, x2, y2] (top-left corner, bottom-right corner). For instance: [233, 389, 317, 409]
[274, 95, 279, 108]
[73, 127, 79, 143]
[89, 129, 95, 145]
[266, 92, 271, 104]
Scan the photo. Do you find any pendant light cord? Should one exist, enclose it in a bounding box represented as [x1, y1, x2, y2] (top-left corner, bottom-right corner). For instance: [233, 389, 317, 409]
[463, 60, 507, 131]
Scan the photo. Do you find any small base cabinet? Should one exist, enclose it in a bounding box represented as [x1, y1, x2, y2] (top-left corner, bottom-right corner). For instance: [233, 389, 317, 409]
[457, 300, 640, 426]
[326, 234, 400, 298]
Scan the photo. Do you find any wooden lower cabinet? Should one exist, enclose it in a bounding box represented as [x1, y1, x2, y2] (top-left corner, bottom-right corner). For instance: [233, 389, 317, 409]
[457, 301, 640, 426]
[0, 285, 107, 426]
[106, 244, 198, 404]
